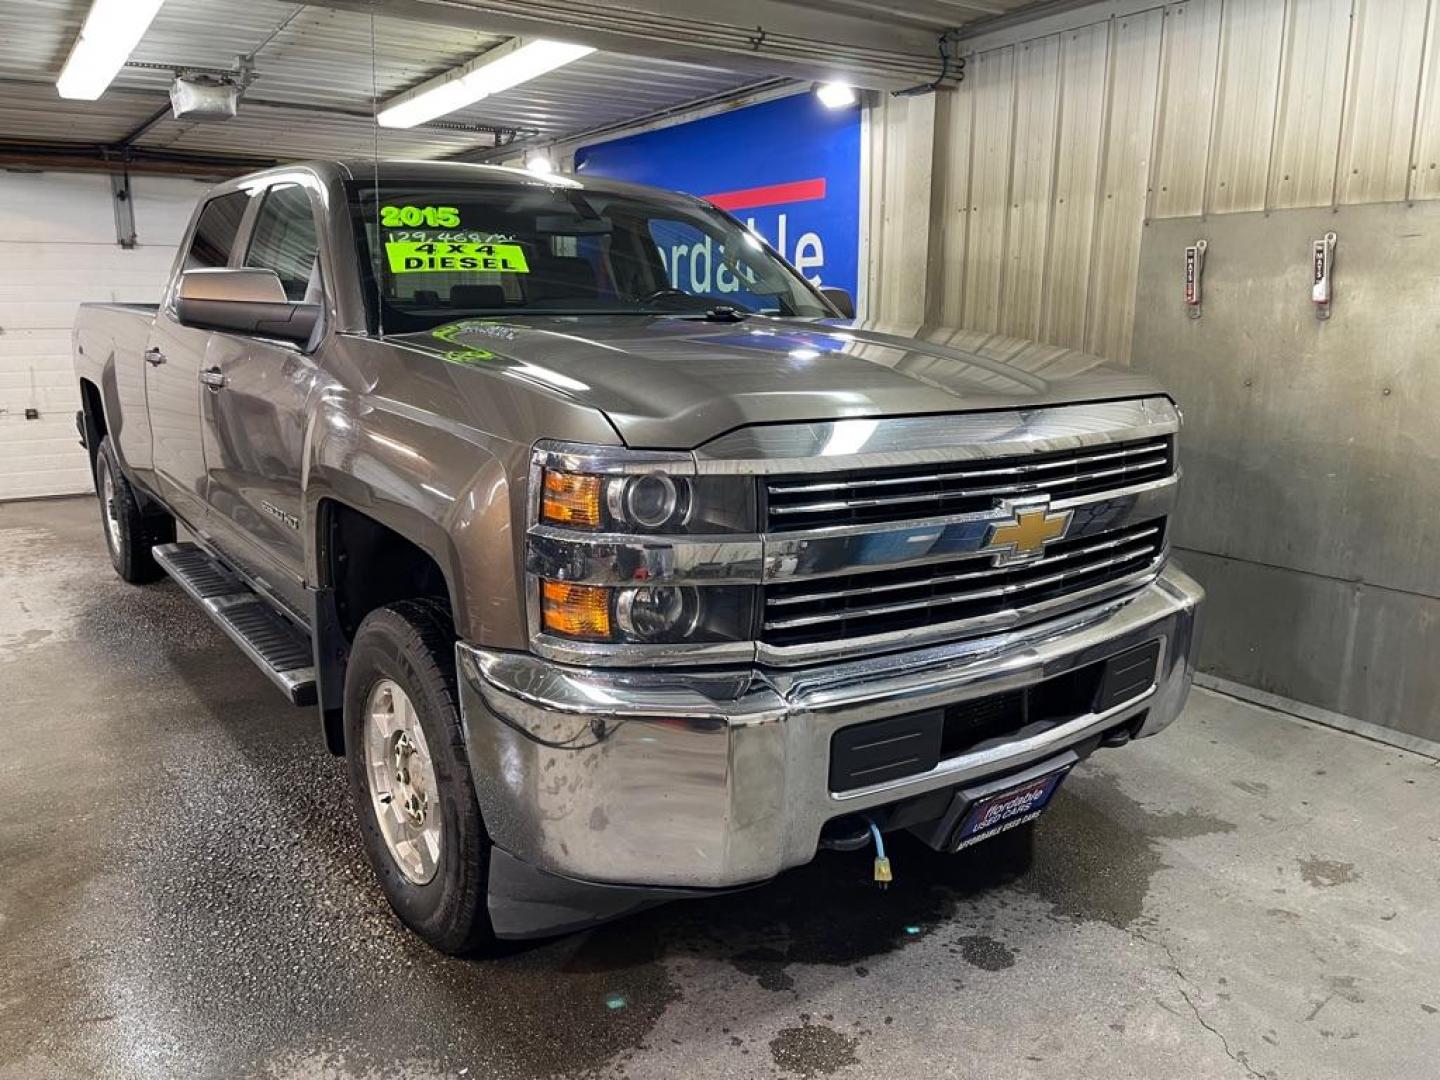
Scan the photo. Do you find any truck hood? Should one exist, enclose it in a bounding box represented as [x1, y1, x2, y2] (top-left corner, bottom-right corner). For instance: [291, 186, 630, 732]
[390, 315, 1167, 449]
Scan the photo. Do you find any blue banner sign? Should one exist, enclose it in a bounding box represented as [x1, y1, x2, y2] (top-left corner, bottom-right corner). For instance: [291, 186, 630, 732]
[574, 92, 861, 300]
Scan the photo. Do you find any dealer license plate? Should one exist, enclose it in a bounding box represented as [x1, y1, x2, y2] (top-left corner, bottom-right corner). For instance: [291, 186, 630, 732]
[950, 766, 1071, 851]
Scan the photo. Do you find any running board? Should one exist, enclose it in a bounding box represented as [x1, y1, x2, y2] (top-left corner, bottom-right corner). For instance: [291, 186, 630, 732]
[152, 542, 317, 706]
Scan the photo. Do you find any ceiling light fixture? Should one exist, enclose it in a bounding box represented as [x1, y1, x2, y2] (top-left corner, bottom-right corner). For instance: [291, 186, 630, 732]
[814, 82, 858, 109]
[56, 0, 167, 100]
[378, 38, 594, 129]
[525, 152, 556, 175]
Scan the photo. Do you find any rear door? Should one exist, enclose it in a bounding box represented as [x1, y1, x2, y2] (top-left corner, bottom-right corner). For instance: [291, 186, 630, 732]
[144, 190, 251, 527]
[200, 181, 327, 617]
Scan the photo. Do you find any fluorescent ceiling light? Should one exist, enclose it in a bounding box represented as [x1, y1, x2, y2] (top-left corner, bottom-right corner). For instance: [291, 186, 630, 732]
[56, 0, 166, 100]
[378, 38, 595, 129]
[815, 82, 857, 109]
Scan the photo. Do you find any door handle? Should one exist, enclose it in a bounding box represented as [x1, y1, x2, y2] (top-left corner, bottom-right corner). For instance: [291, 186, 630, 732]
[199, 368, 228, 389]
[143, 347, 166, 366]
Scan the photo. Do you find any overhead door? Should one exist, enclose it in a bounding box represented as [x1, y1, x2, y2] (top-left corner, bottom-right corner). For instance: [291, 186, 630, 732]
[0, 171, 196, 500]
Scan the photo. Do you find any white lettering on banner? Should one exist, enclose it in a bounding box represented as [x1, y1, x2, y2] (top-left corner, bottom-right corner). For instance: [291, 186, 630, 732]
[690, 240, 712, 292]
[657, 214, 831, 293]
[746, 214, 827, 287]
[794, 232, 824, 278]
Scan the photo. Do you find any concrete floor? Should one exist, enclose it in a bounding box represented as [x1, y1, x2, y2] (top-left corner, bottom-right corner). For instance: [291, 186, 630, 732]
[2, 495, 1437, 1080]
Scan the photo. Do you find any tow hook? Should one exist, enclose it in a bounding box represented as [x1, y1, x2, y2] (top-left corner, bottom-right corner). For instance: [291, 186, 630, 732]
[1100, 724, 1135, 749]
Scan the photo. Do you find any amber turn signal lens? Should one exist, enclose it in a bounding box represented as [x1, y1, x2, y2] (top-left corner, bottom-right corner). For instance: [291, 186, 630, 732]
[540, 580, 612, 639]
[541, 470, 603, 528]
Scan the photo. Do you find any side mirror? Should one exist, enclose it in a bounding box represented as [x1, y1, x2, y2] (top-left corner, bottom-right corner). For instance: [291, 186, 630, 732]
[175, 268, 320, 345]
[820, 286, 855, 319]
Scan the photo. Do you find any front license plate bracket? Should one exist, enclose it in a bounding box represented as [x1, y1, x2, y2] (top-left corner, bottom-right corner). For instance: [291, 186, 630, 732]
[909, 750, 1079, 853]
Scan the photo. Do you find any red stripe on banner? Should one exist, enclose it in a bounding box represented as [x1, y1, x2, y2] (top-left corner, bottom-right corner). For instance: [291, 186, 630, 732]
[703, 177, 827, 211]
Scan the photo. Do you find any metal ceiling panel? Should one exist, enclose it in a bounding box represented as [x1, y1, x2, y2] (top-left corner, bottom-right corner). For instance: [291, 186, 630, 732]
[0, 0, 86, 83]
[450, 52, 765, 142]
[134, 102, 483, 161]
[778, 0, 1044, 31]
[120, 0, 507, 108]
[0, 79, 159, 144]
[0, 0, 769, 163]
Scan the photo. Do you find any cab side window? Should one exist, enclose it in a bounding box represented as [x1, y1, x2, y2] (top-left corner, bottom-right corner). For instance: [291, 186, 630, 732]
[245, 184, 321, 302]
[184, 191, 249, 270]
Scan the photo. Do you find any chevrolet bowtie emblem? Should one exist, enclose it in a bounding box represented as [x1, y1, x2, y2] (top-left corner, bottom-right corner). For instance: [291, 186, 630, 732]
[982, 501, 1073, 566]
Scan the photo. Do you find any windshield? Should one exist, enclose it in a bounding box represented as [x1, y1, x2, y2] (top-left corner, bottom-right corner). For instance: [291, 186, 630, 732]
[349, 178, 835, 333]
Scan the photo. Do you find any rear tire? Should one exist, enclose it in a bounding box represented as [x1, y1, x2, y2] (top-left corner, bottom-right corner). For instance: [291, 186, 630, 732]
[95, 436, 174, 584]
[344, 600, 497, 955]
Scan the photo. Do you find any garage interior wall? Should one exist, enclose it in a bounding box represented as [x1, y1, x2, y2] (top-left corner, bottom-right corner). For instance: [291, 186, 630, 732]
[0, 171, 200, 501]
[868, 0, 1440, 744]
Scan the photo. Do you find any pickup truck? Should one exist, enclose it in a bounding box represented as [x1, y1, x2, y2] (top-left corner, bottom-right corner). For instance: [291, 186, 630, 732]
[73, 159, 1202, 954]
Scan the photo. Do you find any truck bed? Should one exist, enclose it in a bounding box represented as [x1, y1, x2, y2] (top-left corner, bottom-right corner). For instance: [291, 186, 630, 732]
[73, 302, 158, 388]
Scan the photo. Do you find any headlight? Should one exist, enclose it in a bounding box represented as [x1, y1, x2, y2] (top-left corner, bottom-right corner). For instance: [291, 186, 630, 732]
[529, 442, 761, 656]
[615, 585, 697, 639]
[538, 468, 753, 535]
[539, 579, 756, 646]
[608, 473, 687, 530]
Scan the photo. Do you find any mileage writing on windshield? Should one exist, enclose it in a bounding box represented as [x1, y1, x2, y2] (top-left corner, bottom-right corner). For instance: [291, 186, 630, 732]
[379, 202, 531, 275]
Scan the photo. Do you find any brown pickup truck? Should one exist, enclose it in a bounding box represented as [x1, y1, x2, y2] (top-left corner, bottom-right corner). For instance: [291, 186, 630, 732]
[72, 159, 1202, 953]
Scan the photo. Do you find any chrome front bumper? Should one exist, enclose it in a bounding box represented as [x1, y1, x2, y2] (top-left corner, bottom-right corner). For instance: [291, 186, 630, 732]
[457, 564, 1203, 890]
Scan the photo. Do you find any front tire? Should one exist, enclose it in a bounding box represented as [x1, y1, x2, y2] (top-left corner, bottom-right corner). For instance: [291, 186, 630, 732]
[95, 436, 174, 583]
[344, 600, 496, 955]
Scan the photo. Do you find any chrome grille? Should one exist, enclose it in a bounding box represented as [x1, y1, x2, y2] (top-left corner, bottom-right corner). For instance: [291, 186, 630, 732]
[762, 522, 1166, 647]
[764, 436, 1174, 532]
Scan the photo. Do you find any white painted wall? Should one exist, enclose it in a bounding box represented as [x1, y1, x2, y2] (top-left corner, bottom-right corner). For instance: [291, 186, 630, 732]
[0, 170, 203, 501]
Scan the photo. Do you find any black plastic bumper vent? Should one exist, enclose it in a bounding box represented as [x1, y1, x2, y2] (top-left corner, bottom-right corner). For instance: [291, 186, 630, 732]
[827, 640, 1161, 793]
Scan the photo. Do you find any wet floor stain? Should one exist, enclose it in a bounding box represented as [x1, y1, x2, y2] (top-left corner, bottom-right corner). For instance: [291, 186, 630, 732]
[768, 1021, 860, 1078]
[699, 827, 1036, 996]
[731, 946, 797, 992]
[1299, 857, 1360, 888]
[1018, 772, 1237, 931]
[955, 934, 1016, 971]
[19, 499, 1430, 1080]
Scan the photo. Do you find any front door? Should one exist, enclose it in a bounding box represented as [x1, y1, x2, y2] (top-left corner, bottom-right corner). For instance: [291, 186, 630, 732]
[200, 182, 326, 618]
[144, 190, 251, 527]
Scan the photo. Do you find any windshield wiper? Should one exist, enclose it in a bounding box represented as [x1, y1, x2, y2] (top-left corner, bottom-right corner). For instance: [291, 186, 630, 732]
[661, 304, 749, 323]
[705, 305, 747, 322]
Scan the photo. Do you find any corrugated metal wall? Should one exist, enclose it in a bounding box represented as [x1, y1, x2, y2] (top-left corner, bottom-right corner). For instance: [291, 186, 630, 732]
[864, 0, 1440, 745]
[910, 0, 1440, 361]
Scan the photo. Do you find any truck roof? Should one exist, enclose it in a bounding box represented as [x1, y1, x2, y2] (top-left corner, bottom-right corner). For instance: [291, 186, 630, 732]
[208, 158, 704, 207]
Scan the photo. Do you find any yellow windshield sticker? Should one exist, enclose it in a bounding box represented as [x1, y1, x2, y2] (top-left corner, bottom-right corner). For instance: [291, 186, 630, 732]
[385, 241, 530, 275]
[380, 204, 460, 228]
